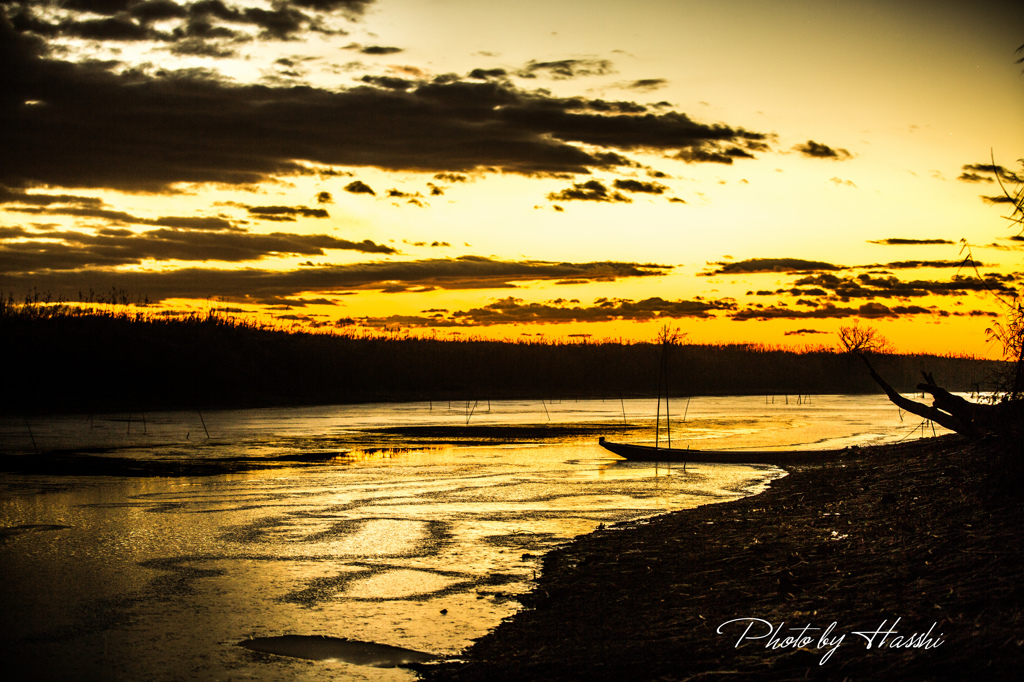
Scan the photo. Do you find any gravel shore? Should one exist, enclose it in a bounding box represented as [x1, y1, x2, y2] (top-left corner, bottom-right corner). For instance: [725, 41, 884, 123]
[421, 435, 1024, 681]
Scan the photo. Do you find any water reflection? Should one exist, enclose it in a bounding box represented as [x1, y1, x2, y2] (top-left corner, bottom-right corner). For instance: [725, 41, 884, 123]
[0, 397, 935, 679]
[1, 395, 935, 457]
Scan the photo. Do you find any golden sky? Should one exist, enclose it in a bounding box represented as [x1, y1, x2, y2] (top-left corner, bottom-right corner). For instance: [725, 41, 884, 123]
[2, 0, 1022, 356]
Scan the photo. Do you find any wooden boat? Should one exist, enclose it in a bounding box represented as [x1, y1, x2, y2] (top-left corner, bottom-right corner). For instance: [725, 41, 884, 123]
[598, 437, 844, 464]
[605, 328, 844, 465]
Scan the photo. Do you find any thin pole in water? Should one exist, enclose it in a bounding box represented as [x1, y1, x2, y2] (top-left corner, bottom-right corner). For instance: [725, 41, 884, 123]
[24, 413, 38, 453]
[198, 410, 210, 439]
[655, 381, 662, 449]
[655, 346, 664, 448]
[666, 390, 671, 449]
[661, 335, 672, 448]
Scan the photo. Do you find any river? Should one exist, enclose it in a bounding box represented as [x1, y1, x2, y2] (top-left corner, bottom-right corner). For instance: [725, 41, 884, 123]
[0, 395, 943, 680]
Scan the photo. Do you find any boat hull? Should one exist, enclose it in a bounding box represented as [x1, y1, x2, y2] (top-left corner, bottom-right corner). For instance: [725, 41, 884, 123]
[598, 437, 843, 464]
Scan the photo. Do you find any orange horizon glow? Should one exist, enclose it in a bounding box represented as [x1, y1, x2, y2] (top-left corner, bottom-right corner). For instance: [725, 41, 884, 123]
[2, 0, 1022, 360]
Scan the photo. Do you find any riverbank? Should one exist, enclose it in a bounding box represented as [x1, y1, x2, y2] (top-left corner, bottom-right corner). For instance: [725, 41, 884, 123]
[420, 435, 1024, 680]
[2, 303, 1002, 414]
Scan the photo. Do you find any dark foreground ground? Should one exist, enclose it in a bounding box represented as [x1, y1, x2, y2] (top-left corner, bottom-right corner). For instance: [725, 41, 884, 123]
[418, 435, 1024, 681]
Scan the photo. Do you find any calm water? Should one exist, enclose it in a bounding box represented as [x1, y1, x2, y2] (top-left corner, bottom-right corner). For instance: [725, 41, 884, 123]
[0, 396, 942, 680]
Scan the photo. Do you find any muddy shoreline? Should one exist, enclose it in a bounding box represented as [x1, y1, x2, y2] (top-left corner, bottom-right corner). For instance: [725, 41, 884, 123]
[421, 435, 1024, 680]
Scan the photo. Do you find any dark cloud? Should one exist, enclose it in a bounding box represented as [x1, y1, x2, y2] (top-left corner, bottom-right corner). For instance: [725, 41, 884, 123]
[732, 302, 937, 321]
[794, 140, 852, 160]
[957, 171, 992, 183]
[433, 173, 469, 183]
[0, 22, 770, 191]
[783, 329, 828, 336]
[624, 79, 667, 91]
[344, 180, 376, 195]
[7, 0, 375, 46]
[676, 146, 755, 164]
[62, 16, 157, 42]
[385, 188, 425, 206]
[0, 226, 395, 271]
[406, 240, 450, 248]
[354, 294, 736, 328]
[3, 196, 243, 231]
[149, 216, 239, 231]
[547, 180, 630, 203]
[701, 258, 842, 276]
[790, 273, 1012, 300]
[701, 255, 1004, 306]
[517, 59, 614, 80]
[386, 189, 422, 198]
[360, 45, 403, 55]
[316, 191, 333, 203]
[8, 205, 143, 223]
[240, 7, 310, 41]
[359, 75, 414, 90]
[0, 256, 672, 303]
[288, 0, 375, 13]
[868, 238, 955, 245]
[247, 205, 330, 219]
[131, 0, 190, 23]
[613, 179, 667, 194]
[983, 195, 1016, 205]
[60, 0, 133, 14]
[874, 259, 984, 270]
[958, 163, 1021, 184]
[0, 226, 31, 239]
[574, 99, 648, 114]
[170, 37, 238, 58]
[0, 186, 104, 208]
[468, 68, 508, 80]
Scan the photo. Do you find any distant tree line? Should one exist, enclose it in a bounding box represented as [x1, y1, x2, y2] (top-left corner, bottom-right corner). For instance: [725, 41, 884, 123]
[0, 300, 1006, 414]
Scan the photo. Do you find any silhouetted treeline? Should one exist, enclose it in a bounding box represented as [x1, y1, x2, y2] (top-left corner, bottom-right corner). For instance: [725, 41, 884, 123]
[0, 302, 1006, 414]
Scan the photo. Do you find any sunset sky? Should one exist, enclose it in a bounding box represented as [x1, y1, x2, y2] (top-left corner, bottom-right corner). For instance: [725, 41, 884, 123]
[2, 0, 1022, 356]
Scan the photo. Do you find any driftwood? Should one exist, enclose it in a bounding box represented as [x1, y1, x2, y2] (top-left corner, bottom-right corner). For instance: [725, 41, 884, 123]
[857, 353, 1014, 438]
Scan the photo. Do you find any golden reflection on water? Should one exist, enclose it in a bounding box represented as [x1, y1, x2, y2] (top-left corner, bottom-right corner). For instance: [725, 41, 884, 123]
[346, 569, 461, 599]
[0, 396, 928, 679]
[335, 519, 430, 556]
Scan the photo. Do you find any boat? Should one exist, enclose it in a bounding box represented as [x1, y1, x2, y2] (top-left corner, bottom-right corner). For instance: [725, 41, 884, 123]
[598, 437, 844, 464]
[603, 326, 844, 465]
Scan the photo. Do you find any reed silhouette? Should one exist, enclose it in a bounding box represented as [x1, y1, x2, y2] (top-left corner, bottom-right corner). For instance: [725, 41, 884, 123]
[0, 296, 1005, 414]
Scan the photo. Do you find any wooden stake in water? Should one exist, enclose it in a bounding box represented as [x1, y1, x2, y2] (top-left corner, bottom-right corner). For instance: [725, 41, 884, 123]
[198, 410, 210, 439]
[655, 327, 675, 448]
[24, 413, 38, 453]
